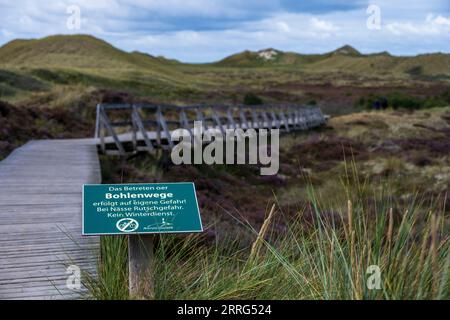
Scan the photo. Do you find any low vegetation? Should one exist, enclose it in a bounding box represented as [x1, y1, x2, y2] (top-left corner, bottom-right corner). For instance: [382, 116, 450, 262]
[356, 91, 450, 111]
[0, 98, 94, 159]
[86, 164, 449, 300]
[85, 107, 449, 300]
[1, 35, 449, 116]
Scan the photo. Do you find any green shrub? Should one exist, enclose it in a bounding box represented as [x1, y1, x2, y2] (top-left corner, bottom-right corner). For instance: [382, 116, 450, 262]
[406, 66, 423, 76]
[30, 68, 70, 84]
[356, 91, 450, 111]
[244, 93, 263, 105]
[388, 92, 422, 110]
[440, 91, 450, 105]
[0, 83, 16, 97]
[0, 69, 47, 91]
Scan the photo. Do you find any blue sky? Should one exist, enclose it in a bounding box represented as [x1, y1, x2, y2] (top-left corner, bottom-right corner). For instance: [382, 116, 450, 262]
[0, 0, 449, 62]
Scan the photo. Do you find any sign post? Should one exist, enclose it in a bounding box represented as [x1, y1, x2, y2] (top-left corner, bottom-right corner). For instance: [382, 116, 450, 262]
[128, 234, 155, 298]
[82, 182, 203, 299]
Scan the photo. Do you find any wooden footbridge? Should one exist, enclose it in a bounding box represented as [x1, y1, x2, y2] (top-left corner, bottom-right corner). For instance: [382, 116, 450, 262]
[95, 103, 327, 155]
[0, 103, 326, 299]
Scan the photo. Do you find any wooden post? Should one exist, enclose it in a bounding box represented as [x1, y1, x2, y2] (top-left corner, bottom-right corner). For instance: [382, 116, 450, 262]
[270, 111, 280, 129]
[226, 107, 237, 130]
[261, 111, 270, 128]
[133, 105, 155, 153]
[94, 104, 101, 138]
[157, 108, 174, 149]
[128, 234, 155, 299]
[131, 107, 138, 152]
[156, 106, 162, 149]
[239, 108, 250, 129]
[212, 108, 225, 136]
[251, 110, 259, 129]
[99, 108, 126, 155]
[196, 108, 209, 131]
[278, 110, 290, 132]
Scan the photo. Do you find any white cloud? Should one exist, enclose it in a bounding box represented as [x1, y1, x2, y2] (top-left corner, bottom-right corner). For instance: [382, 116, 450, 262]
[310, 17, 338, 32]
[81, 9, 450, 61]
[428, 14, 450, 26]
[386, 14, 450, 35]
[276, 21, 290, 33]
[1, 29, 14, 38]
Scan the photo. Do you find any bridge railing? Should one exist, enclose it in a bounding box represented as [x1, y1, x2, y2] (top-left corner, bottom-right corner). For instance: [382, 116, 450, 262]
[95, 103, 327, 156]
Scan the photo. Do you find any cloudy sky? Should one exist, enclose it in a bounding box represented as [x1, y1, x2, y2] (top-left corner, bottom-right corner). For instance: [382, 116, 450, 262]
[0, 0, 449, 62]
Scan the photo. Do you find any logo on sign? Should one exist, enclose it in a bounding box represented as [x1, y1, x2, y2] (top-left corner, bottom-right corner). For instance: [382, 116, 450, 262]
[116, 218, 139, 232]
[143, 218, 174, 231]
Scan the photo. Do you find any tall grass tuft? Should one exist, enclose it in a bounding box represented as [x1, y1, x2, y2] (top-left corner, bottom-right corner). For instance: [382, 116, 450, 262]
[85, 236, 129, 299]
[87, 164, 449, 300]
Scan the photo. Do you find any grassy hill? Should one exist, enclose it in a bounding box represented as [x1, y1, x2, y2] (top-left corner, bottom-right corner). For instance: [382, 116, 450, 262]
[0, 35, 203, 103]
[214, 45, 363, 67]
[3, 35, 448, 76]
[0, 34, 177, 69]
[213, 45, 450, 78]
[0, 34, 449, 112]
[213, 48, 325, 67]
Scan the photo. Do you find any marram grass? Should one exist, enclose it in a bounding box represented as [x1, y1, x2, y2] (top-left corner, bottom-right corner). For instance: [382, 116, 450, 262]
[84, 171, 449, 300]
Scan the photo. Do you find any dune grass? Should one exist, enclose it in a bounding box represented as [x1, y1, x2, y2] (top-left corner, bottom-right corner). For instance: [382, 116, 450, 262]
[85, 163, 449, 300]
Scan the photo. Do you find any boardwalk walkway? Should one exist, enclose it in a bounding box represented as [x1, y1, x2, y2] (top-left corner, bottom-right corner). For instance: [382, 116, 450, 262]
[0, 139, 101, 299]
[96, 103, 327, 155]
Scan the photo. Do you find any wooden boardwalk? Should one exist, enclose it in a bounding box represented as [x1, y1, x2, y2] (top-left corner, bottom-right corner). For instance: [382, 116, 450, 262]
[0, 139, 101, 299]
[95, 103, 327, 155]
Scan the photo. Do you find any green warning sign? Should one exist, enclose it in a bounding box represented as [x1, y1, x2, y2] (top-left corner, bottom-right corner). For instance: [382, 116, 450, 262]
[82, 182, 203, 235]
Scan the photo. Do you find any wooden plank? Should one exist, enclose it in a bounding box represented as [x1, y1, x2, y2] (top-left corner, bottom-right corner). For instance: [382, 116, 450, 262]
[0, 139, 101, 300]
